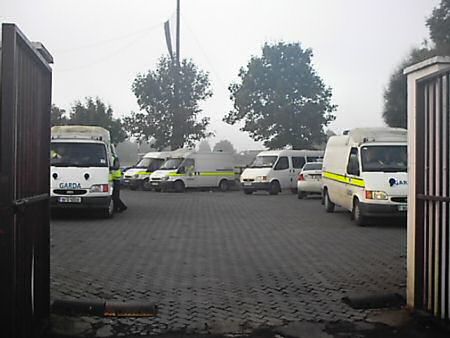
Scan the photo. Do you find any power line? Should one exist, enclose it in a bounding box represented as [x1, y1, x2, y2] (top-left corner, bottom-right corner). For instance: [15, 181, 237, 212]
[55, 21, 165, 54]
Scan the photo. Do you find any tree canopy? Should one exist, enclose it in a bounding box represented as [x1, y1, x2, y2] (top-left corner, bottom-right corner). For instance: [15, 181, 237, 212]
[124, 56, 213, 150]
[198, 140, 212, 152]
[224, 42, 336, 149]
[68, 97, 127, 145]
[383, 0, 450, 128]
[213, 140, 235, 153]
[51, 104, 68, 126]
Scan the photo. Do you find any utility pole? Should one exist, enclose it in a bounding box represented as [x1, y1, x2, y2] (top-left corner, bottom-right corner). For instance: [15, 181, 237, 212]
[176, 0, 180, 66]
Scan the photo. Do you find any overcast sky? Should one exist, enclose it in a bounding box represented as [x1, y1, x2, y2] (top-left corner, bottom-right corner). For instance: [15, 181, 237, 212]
[1, 0, 440, 150]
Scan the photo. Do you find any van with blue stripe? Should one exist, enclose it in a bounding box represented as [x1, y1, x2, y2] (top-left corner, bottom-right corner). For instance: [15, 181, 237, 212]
[322, 128, 408, 226]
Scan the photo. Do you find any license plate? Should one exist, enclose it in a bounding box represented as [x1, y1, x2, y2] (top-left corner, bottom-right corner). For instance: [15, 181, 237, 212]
[152, 182, 159, 186]
[58, 196, 81, 203]
[124, 179, 130, 183]
[243, 182, 252, 186]
[398, 205, 407, 211]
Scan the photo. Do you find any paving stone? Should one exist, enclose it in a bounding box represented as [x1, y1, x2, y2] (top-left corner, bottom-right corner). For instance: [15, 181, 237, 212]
[51, 191, 406, 335]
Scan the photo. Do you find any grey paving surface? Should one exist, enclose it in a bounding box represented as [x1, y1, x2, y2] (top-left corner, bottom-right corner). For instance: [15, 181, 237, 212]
[50, 190, 407, 336]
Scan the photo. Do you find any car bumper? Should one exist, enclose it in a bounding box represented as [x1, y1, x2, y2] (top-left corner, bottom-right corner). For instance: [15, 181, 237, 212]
[241, 182, 270, 191]
[122, 178, 143, 187]
[297, 181, 322, 193]
[359, 202, 407, 217]
[50, 196, 111, 209]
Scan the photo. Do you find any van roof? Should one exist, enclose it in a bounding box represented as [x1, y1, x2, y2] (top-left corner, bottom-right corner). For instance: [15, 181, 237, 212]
[51, 125, 111, 143]
[345, 128, 407, 144]
[256, 149, 324, 156]
[143, 151, 172, 159]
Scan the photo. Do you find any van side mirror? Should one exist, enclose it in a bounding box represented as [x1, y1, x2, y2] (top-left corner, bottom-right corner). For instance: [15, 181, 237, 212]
[178, 166, 185, 174]
[347, 161, 359, 176]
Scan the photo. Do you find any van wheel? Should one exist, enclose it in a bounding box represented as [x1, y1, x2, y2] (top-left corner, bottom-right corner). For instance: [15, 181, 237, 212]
[243, 189, 253, 195]
[269, 181, 281, 195]
[352, 199, 366, 226]
[142, 179, 152, 191]
[174, 180, 185, 193]
[297, 191, 306, 199]
[219, 179, 229, 192]
[324, 190, 335, 213]
[103, 199, 114, 218]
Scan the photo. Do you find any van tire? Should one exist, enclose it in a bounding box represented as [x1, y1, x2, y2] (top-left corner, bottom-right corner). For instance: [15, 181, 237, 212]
[324, 190, 335, 213]
[142, 179, 152, 191]
[174, 180, 185, 193]
[219, 179, 229, 192]
[352, 199, 366, 226]
[297, 191, 306, 199]
[269, 181, 280, 195]
[243, 189, 253, 195]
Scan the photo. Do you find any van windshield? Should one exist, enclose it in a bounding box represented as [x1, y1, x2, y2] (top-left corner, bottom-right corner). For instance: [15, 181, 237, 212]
[160, 158, 183, 170]
[250, 156, 278, 168]
[361, 145, 407, 173]
[51, 142, 108, 168]
[136, 158, 165, 171]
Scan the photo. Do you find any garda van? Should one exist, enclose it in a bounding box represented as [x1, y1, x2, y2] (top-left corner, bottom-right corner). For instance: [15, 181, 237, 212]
[150, 151, 236, 192]
[322, 128, 408, 225]
[240, 150, 323, 195]
[149, 148, 192, 191]
[123, 151, 172, 190]
[50, 126, 118, 217]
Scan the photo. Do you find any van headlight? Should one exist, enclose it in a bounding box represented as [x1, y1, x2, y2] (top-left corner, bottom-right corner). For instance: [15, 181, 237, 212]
[162, 176, 170, 181]
[133, 174, 139, 178]
[90, 184, 109, 193]
[256, 176, 268, 182]
[365, 190, 388, 200]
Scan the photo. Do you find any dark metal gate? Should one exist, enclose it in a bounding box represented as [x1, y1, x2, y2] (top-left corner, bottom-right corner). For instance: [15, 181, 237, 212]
[0, 24, 53, 338]
[414, 68, 450, 320]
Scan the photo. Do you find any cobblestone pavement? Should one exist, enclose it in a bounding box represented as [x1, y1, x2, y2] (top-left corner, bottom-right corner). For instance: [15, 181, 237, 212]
[50, 190, 407, 336]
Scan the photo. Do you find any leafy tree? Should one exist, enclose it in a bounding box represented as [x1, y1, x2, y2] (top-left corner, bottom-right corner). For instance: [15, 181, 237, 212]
[383, 0, 450, 128]
[68, 97, 126, 144]
[198, 140, 212, 152]
[213, 140, 235, 153]
[224, 42, 336, 149]
[51, 104, 68, 126]
[124, 56, 213, 150]
[427, 0, 450, 54]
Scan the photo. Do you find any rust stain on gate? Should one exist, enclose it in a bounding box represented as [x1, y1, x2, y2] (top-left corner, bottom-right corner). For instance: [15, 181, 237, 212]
[0, 24, 53, 338]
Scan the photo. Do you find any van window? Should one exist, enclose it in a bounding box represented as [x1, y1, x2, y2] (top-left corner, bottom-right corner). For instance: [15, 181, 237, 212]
[51, 142, 108, 168]
[292, 156, 306, 169]
[307, 156, 322, 162]
[361, 145, 407, 172]
[251, 156, 278, 168]
[347, 148, 360, 176]
[274, 157, 289, 170]
[178, 158, 195, 174]
[160, 158, 183, 170]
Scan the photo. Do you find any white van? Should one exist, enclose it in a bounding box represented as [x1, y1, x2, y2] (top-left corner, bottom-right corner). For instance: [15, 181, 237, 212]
[150, 151, 236, 192]
[50, 126, 118, 217]
[240, 150, 324, 195]
[123, 151, 172, 190]
[322, 127, 408, 225]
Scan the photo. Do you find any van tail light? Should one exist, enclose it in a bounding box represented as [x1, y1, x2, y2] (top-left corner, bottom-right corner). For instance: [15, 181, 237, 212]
[101, 184, 109, 193]
[298, 174, 305, 181]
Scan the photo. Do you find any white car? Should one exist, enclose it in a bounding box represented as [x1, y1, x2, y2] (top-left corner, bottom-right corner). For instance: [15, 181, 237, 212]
[297, 162, 323, 199]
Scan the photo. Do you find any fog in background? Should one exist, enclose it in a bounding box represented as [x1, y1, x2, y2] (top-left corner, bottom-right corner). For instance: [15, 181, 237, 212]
[0, 0, 439, 150]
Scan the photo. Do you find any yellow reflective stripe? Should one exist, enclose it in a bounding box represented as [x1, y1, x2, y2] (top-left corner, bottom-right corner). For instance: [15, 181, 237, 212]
[168, 171, 235, 177]
[322, 171, 365, 188]
[199, 172, 235, 176]
[136, 171, 152, 175]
